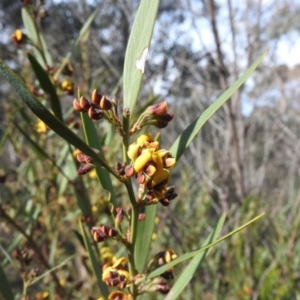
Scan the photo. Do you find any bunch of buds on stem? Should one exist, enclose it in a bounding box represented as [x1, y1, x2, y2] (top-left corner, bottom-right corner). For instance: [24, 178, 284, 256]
[126, 133, 177, 205]
[139, 277, 170, 295]
[12, 247, 32, 266]
[91, 225, 118, 243]
[73, 90, 124, 135]
[74, 149, 96, 175]
[130, 101, 174, 134]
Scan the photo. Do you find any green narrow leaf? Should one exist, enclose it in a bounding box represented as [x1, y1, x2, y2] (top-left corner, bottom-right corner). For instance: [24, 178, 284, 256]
[0, 59, 116, 176]
[39, 32, 53, 66]
[170, 52, 267, 161]
[148, 212, 265, 279]
[165, 214, 226, 300]
[22, 6, 51, 68]
[0, 245, 16, 300]
[123, 0, 160, 119]
[81, 113, 116, 205]
[80, 221, 109, 297]
[27, 53, 62, 120]
[22, 6, 39, 45]
[134, 205, 157, 273]
[76, 8, 100, 47]
[0, 265, 14, 300]
[54, 8, 99, 80]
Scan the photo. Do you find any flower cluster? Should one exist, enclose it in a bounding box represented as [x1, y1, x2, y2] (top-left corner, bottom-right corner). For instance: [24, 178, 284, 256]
[102, 257, 129, 289]
[126, 133, 177, 205]
[73, 90, 123, 135]
[74, 149, 96, 175]
[129, 101, 174, 134]
[91, 225, 118, 243]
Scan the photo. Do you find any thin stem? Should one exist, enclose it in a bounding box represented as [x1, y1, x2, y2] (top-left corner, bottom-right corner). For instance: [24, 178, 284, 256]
[0, 205, 66, 296]
[124, 180, 139, 298]
[22, 280, 28, 300]
[122, 113, 130, 163]
[123, 109, 138, 298]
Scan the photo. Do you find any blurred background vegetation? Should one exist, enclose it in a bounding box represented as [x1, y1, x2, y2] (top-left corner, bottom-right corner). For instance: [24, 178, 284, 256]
[1, 0, 300, 299]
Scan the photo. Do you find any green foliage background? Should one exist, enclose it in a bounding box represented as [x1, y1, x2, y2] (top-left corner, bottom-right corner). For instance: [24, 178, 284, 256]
[1, 0, 300, 299]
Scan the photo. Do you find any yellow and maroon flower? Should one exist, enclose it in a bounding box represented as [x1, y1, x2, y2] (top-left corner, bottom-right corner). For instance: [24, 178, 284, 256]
[11, 29, 27, 45]
[60, 80, 74, 95]
[127, 133, 176, 203]
[102, 257, 129, 289]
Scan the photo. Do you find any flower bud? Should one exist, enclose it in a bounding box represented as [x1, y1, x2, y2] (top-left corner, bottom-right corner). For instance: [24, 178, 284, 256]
[145, 164, 156, 177]
[92, 89, 102, 105]
[108, 228, 118, 237]
[91, 227, 107, 242]
[159, 112, 174, 122]
[79, 96, 91, 111]
[73, 98, 85, 112]
[115, 207, 124, 225]
[164, 157, 176, 169]
[138, 213, 146, 221]
[76, 153, 86, 163]
[88, 107, 103, 120]
[100, 95, 112, 110]
[146, 101, 168, 116]
[159, 198, 170, 206]
[124, 165, 135, 177]
[77, 163, 94, 175]
[137, 173, 146, 184]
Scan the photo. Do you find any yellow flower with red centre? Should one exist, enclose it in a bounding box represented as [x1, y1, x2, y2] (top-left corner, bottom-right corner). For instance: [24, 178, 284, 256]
[60, 80, 74, 94]
[102, 257, 129, 284]
[11, 29, 27, 45]
[127, 133, 175, 201]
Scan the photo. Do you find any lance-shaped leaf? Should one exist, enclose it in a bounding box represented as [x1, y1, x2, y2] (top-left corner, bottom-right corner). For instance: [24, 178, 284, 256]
[170, 52, 267, 161]
[27, 53, 63, 121]
[134, 205, 157, 273]
[0, 265, 14, 300]
[165, 214, 226, 300]
[22, 6, 52, 67]
[147, 212, 265, 279]
[81, 113, 116, 205]
[123, 0, 159, 120]
[0, 59, 117, 178]
[0, 245, 16, 300]
[80, 221, 109, 297]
